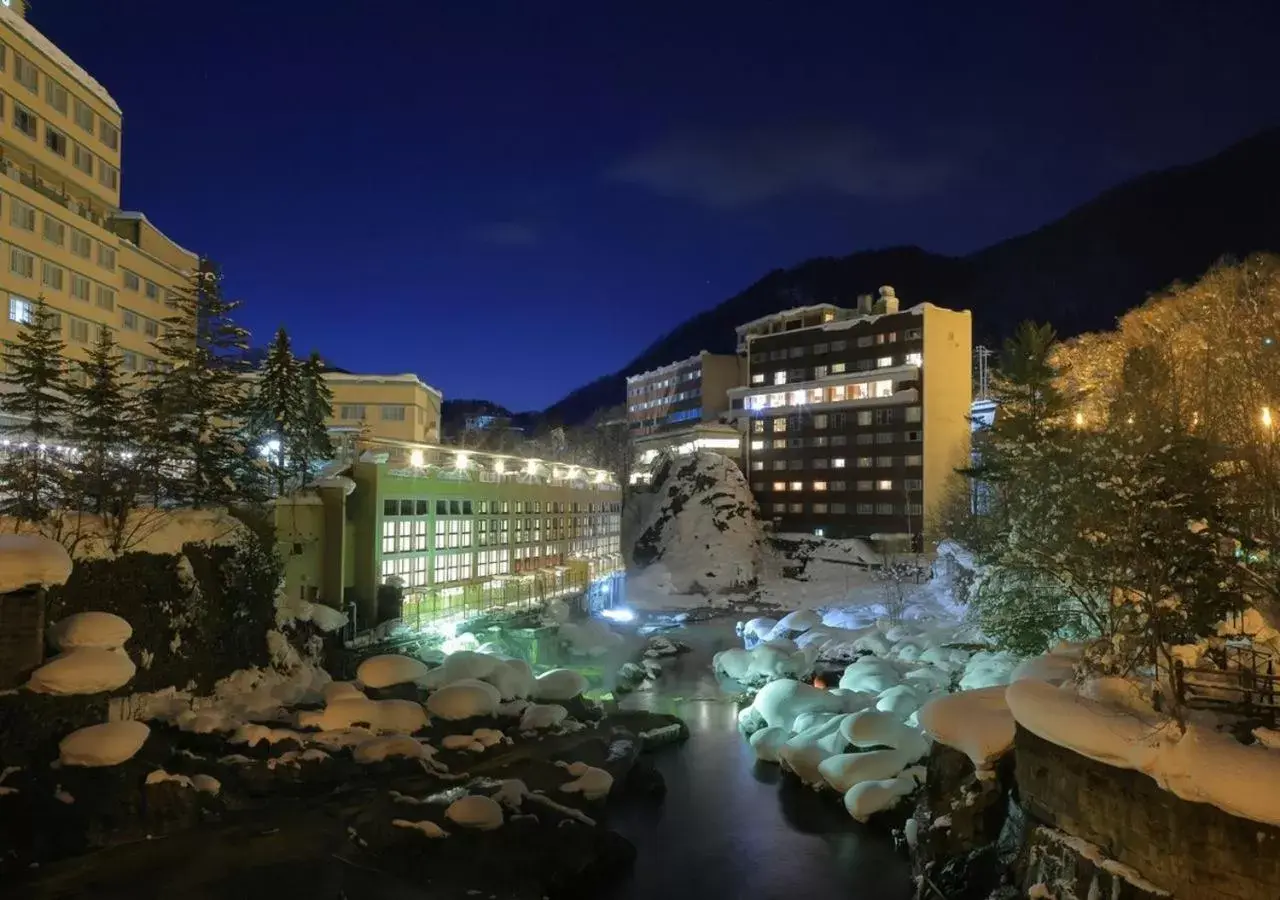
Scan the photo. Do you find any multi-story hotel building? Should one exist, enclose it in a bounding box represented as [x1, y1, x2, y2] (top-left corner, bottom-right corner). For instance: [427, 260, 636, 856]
[729, 286, 971, 545]
[0, 4, 196, 378]
[324, 372, 442, 444]
[625, 350, 746, 480]
[276, 439, 623, 630]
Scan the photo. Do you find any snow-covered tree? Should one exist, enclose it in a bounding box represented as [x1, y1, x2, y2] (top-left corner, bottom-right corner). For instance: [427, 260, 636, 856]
[297, 351, 334, 483]
[64, 327, 136, 513]
[145, 262, 252, 507]
[0, 296, 69, 523]
[247, 327, 304, 494]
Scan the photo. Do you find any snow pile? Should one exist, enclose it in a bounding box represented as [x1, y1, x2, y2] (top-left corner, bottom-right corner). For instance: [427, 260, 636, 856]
[356, 654, 430, 688]
[426, 681, 499, 720]
[630, 451, 764, 596]
[48, 612, 132, 651]
[519, 703, 568, 731]
[419, 649, 536, 702]
[713, 639, 814, 685]
[352, 734, 433, 764]
[297, 696, 427, 732]
[918, 686, 1014, 769]
[440, 728, 507, 753]
[531, 668, 587, 701]
[0, 534, 72, 592]
[558, 761, 614, 800]
[275, 593, 348, 633]
[393, 818, 448, 839]
[59, 721, 150, 767]
[557, 618, 624, 657]
[28, 648, 136, 695]
[445, 794, 504, 830]
[1007, 677, 1280, 826]
[145, 770, 221, 794]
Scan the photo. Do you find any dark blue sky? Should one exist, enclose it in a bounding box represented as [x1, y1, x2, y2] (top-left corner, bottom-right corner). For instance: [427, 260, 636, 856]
[36, 0, 1280, 410]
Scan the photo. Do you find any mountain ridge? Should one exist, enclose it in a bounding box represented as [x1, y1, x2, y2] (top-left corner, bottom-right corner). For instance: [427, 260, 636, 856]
[543, 126, 1280, 425]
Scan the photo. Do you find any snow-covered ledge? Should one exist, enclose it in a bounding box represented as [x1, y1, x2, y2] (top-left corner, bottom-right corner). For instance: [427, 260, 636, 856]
[0, 535, 73, 689]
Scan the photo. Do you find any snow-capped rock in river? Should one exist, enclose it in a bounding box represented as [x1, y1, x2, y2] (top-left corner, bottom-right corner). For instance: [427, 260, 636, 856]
[630, 451, 763, 595]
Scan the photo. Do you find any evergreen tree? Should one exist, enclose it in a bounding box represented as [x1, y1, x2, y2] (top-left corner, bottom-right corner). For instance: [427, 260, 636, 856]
[297, 351, 334, 483]
[0, 297, 69, 523]
[64, 327, 138, 517]
[146, 261, 251, 507]
[248, 327, 304, 494]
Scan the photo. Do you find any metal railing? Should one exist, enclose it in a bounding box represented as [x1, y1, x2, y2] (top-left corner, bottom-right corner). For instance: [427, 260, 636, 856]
[1174, 644, 1279, 725]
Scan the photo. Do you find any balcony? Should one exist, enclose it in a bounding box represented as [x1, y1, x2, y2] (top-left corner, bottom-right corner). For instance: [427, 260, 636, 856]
[0, 150, 110, 230]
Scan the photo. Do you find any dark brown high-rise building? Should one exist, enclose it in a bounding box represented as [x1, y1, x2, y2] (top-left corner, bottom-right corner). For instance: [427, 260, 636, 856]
[729, 286, 971, 545]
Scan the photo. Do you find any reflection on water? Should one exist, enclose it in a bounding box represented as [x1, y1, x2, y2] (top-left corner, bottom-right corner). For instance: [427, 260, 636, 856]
[604, 617, 913, 900]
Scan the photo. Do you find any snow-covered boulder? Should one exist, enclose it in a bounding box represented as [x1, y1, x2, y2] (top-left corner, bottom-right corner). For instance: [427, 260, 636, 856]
[519, 703, 568, 731]
[558, 619, 624, 657]
[393, 818, 448, 839]
[714, 640, 812, 685]
[843, 765, 926, 822]
[28, 648, 136, 695]
[59, 721, 150, 767]
[819, 747, 921, 794]
[630, 451, 764, 594]
[48, 612, 132, 651]
[427, 682, 500, 720]
[353, 734, 432, 764]
[356, 654, 430, 689]
[841, 708, 928, 757]
[958, 651, 1017, 690]
[445, 794, 504, 830]
[483, 658, 535, 701]
[751, 678, 847, 730]
[767, 609, 825, 640]
[838, 656, 902, 694]
[918, 686, 1014, 770]
[559, 761, 613, 800]
[531, 668, 587, 701]
[749, 726, 792, 762]
[323, 681, 365, 703]
[875, 684, 927, 720]
[778, 714, 854, 784]
[296, 697, 426, 733]
[0, 534, 72, 592]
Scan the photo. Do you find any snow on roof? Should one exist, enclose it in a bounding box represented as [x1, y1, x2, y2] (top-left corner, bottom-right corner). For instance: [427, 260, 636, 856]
[626, 350, 722, 382]
[111, 211, 199, 262]
[735, 303, 847, 334]
[0, 6, 120, 114]
[322, 371, 443, 398]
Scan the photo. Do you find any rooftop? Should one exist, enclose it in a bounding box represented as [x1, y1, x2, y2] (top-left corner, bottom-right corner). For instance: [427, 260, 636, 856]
[323, 372, 444, 399]
[0, 5, 120, 114]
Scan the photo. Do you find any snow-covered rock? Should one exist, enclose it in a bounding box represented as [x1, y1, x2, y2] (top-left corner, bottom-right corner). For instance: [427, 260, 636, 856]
[958, 651, 1018, 690]
[48, 612, 132, 651]
[482, 658, 535, 701]
[918, 686, 1014, 770]
[751, 678, 848, 730]
[558, 619, 624, 657]
[353, 734, 432, 764]
[296, 697, 427, 733]
[838, 656, 903, 694]
[28, 648, 136, 695]
[393, 818, 448, 839]
[819, 747, 921, 794]
[426, 682, 500, 720]
[843, 765, 926, 822]
[531, 668, 587, 701]
[519, 703, 568, 731]
[748, 726, 792, 762]
[558, 761, 613, 800]
[59, 721, 150, 767]
[323, 681, 366, 704]
[714, 640, 813, 685]
[356, 654, 430, 689]
[445, 794, 504, 830]
[630, 451, 764, 595]
[767, 609, 825, 639]
[0, 534, 72, 592]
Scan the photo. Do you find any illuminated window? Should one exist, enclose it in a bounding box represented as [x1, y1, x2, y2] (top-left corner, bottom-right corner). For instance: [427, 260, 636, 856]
[808, 388, 823, 403]
[772, 438, 787, 449]
[769, 392, 787, 408]
[773, 481, 786, 492]
[774, 371, 786, 385]
[813, 481, 828, 491]
[876, 479, 893, 491]
[8, 296, 33, 324]
[772, 503, 787, 513]
[772, 417, 787, 433]
[751, 419, 765, 433]
[831, 362, 846, 374]
[906, 406, 922, 423]
[830, 384, 847, 402]
[751, 373, 765, 384]
[833, 458, 846, 468]
[750, 460, 764, 471]
[789, 481, 802, 491]
[857, 410, 872, 426]
[906, 352, 922, 367]
[750, 439, 764, 451]
[877, 356, 894, 368]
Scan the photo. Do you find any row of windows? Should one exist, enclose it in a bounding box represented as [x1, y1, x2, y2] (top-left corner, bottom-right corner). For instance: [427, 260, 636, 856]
[627, 367, 701, 396]
[749, 328, 923, 365]
[767, 502, 924, 516]
[6, 293, 160, 372]
[7, 191, 118, 273]
[751, 454, 924, 471]
[754, 478, 922, 493]
[753, 408, 921, 433]
[0, 42, 120, 152]
[340, 403, 410, 422]
[121, 268, 168, 302]
[750, 353, 923, 385]
[750, 431, 922, 451]
[628, 388, 699, 413]
[2, 92, 119, 191]
[382, 498, 620, 517]
[744, 379, 896, 412]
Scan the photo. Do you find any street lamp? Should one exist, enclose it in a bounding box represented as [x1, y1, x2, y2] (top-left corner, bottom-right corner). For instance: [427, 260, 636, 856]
[1264, 407, 1273, 429]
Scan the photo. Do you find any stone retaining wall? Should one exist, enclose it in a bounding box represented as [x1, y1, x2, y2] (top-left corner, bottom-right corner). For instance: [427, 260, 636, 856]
[1015, 724, 1280, 900]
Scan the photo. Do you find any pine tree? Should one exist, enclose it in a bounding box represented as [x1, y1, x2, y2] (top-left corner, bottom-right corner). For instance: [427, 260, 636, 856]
[297, 351, 334, 483]
[146, 261, 251, 507]
[64, 327, 138, 517]
[0, 296, 69, 523]
[248, 327, 304, 494]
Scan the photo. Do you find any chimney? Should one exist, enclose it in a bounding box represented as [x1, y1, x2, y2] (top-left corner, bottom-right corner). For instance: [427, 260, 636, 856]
[856, 294, 874, 315]
[875, 285, 899, 315]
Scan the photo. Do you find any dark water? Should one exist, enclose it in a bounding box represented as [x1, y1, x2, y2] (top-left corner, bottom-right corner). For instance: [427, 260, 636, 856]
[604, 620, 913, 900]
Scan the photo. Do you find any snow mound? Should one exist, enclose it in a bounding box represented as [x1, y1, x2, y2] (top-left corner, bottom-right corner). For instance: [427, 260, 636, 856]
[1010, 645, 1081, 686]
[958, 650, 1018, 690]
[297, 697, 427, 732]
[558, 619, 625, 657]
[844, 765, 926, 822]
[323, 681, 365, 703]
[276, 596, 348, 633]
[749, 726, 792, 762]
[520, 703, 568, 731]
[484, 658, 535, 701]
[819, 747, 921, 793]
[0, 534, 72, 592]
[48, 612, 132, 651]
[28, 648, 136, 695]
[918, 686, 1014, 769]
[558, 761, 613, 800]
[145, 770, 221, 794]
[767, 609, 825, 639]
[714, 640, 813, 685]
[630, 451, 764, 595]
[357, 654, 430, 688]
[353, 734, 433, 764]
[750, 679, 847, 731]
[445, 794, 504, 830]
[427, 682, 500, 720]
[531, 668, 587, 701]
[59, 721, 150, 767]
[393, 818, 448, 839]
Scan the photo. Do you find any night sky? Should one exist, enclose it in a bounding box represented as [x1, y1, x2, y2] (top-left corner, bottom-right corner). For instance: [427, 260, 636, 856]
[35, 0, 1280, 411]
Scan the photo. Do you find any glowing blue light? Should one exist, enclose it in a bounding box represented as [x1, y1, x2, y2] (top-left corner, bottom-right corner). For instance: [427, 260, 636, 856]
[601, 607, 635, 623]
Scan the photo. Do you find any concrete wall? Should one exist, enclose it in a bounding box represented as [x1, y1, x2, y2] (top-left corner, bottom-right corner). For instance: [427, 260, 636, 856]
[921, 304, 972, 541]
[699, 352, 745, 419]
[1016, 724, 1280, 900]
